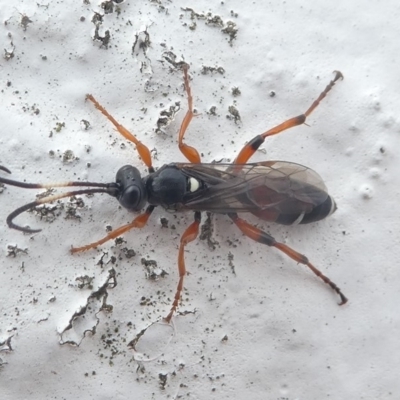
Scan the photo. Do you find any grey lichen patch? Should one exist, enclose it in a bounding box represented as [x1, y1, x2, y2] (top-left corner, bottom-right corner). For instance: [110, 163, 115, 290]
[62, 150, 77, 163]
[3, 32, 15, 61]
[90, 0, 126, 43]
[96, 251, 117, 268]
[21, 103, 40, 115]
[3, 43, 15, 61]
[199, 212, 219, 250]
[0, 335, 13, 352]
[221, 21, 238, 45]
[201, 65, 225, 75]
[30, 202, 63, 224]
[160, 217, 169, 228]
[91, 11, 111, 49]
[120, 247, 136, 259]
[7, 244, 28, 257]
[132, 26, 151, 56]
[141, 257, 168, 280]
[228, 251, 236, 275]
[101, 1, 116, 15]
[181, 8, 238, 45]
[159, 372, 168, 390]
[54, 121, 65, 133]
[182, 8, 222, 26]
[19, 13, 33, 31]
[64, 196, 85, 221]
[0, 335, 13, 366]
[231, 87, 241, 97]
[132, 26, 153, 74]
[207, 105, 217, 116]
[91, 11, 103, 26]
[59, 268, 117, 346]
[76, 275, 95, 290]
[227, 105, 241, 123]
[156, 102, 181, 134]
[81, 119, 91, 130]
[30, 189, 84, 226]
[162, 51, 188, 71]
[94, 26, 111, 49]
[150, 0, 169, 13]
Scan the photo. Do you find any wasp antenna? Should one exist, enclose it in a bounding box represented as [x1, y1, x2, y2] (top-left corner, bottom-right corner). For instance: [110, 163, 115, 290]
[0, 173, 116, 190]
[5, 187, 119, 233]
[7, 201, 43, 233]
[0, 165, 11, 174]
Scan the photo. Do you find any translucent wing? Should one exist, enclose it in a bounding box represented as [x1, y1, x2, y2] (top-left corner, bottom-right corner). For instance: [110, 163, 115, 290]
[176, 161, 330, 219]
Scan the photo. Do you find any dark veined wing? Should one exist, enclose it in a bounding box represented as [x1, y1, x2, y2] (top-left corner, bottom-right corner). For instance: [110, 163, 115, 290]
[176, 161, 330, 217]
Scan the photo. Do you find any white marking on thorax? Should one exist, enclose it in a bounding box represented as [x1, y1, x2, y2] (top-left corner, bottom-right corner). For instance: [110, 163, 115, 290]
[188, 177, 200, 192]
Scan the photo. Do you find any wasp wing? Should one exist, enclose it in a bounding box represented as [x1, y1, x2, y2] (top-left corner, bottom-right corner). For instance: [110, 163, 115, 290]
[176, 161, 330, 218]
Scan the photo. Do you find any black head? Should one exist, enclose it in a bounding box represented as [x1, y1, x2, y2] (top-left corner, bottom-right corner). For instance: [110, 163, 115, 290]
[115, 165, 147, 211]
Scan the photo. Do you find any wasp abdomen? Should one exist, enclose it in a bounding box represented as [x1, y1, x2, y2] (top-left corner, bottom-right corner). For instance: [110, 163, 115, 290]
[276, 195, 336, 225]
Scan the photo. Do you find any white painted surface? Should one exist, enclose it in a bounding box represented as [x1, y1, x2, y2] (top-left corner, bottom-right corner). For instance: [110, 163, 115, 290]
[1, 1, 399, 399]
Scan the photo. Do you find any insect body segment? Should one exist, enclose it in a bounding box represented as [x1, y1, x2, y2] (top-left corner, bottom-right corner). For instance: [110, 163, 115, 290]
[169, 161, 336, 225]
[0, 66, 347, 322]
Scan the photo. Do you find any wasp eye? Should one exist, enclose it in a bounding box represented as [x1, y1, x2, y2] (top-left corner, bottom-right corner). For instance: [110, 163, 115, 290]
[119, 185, 143, 210]
[116, 165, 147, 211]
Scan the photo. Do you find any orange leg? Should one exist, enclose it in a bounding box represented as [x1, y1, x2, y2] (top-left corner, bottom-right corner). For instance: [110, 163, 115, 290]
[234, 71, 343, 164]
[228, 212, 348, 305]
[164, 211, 201, 322]
[86, 94, 154, 171]
[177, 65, 201, 163]
[71, 205, 155, 253]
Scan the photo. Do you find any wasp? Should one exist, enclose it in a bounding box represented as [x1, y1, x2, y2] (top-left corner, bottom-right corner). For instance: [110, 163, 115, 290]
[0, 66, 347, 322]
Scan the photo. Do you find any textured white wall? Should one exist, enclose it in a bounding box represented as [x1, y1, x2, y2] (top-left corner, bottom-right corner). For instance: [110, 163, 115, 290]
[1, 1, 399, 399]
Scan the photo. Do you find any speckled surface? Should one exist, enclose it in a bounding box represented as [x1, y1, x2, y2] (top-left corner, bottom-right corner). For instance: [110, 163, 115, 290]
[1, 1, 399, 399]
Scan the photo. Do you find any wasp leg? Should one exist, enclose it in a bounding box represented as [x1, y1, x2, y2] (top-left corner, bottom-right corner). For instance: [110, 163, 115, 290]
[177, 65, 201, 163]
[86, 94, 154, 172]
[164, 211, 201, 323]
[228, 212, 348, 305]
[71, 205, 155, 253]
[234, 71, 343, 164]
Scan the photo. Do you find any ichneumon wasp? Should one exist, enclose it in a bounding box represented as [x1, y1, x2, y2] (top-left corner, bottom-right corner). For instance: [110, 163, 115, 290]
[0, 65, 347, 321]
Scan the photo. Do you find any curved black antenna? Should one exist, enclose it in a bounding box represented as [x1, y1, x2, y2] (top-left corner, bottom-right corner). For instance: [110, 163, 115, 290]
[0, 175, 114, 190]
[6, 187, 119, 233]
[0, 168, 120, 233]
